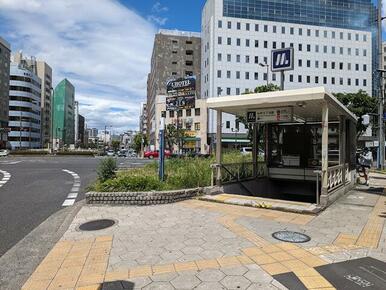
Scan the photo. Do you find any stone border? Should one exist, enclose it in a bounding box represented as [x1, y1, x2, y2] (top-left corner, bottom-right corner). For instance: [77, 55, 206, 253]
[85, 187, 216, 205]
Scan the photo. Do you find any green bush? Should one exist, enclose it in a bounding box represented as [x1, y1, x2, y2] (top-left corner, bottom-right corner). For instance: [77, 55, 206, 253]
[96, 157, 117, 182]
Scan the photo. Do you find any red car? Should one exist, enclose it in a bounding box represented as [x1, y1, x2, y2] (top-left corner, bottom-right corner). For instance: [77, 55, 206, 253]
[144, 150, 171, 159]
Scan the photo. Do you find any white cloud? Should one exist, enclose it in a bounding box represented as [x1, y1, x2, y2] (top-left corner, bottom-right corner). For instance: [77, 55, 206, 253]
[152, 2, 168, 13]
[147, 15, 168, 26]
[0, 0, 156, 132]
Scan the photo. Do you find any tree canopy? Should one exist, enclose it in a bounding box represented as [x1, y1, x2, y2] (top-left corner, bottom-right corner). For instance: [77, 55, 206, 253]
[133, 133, 148, 153]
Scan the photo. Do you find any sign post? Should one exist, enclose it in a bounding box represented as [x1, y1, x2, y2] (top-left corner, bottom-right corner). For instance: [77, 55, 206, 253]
[159, 117, 165, 181]
[271, 48, 294, 90]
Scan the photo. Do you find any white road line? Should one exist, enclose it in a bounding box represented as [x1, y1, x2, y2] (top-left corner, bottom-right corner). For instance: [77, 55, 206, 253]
[61, 169, 81, 207]
[0, 170, 11, 188]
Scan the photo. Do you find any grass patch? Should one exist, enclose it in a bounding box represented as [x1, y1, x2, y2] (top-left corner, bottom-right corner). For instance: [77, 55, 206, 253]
[90, 151, 254, 192]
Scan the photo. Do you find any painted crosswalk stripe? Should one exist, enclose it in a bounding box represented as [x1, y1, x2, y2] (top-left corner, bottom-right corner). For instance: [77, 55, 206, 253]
[0, 170, 11, 188]
[61, 169, 81, 207]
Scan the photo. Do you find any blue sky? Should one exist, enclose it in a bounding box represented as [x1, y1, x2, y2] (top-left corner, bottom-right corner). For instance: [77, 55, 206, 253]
[0, 0, 384, 132]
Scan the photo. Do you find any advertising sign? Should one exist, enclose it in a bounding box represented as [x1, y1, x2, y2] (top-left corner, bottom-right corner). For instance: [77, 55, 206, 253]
[271, 48, 294, 72]
[248, 107, 294, 123]
[166, 76, 196, 111]
[246, 111, 257, 123]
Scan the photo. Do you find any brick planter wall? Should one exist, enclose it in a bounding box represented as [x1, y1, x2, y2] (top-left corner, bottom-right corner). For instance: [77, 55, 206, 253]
[85, 188, 204, 205]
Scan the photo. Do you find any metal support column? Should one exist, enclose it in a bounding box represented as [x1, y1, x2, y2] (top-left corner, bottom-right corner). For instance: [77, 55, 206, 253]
[321, 102, 329, 196]
[216, 110, 222, 186]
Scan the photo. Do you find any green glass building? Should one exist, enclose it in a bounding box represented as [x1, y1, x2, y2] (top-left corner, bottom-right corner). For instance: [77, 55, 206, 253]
[53, 79, 75, 146]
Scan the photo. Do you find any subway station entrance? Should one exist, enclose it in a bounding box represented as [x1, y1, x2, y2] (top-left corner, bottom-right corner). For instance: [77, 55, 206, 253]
[208, 87, 357, 207]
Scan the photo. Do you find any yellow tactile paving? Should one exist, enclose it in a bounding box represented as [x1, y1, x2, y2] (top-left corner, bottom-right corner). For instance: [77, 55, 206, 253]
[333, 233, 358, 246]
[104, 269, 129, 282]
[260, 262, 290, 275]
[22, 236, 112, 290]
[129, 265, 152, 278]
[195, 259, 220, 270]
[174, 261, 198, 272]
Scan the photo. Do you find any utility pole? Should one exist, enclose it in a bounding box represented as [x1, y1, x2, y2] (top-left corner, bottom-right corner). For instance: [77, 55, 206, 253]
[378, 0, 385, 169]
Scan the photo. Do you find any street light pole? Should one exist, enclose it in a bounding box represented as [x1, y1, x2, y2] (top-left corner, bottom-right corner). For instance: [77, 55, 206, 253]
[259, 63, 269, 86]
[378, 0, 385, 169]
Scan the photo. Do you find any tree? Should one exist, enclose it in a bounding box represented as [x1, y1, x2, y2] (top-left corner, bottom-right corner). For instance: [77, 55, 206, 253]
[165, 124, 188, 152]
[133, 133, 148, 153]
[237, 84, 281, 140]
[111, 140, 120, 152]
[334, 90, 377, 137]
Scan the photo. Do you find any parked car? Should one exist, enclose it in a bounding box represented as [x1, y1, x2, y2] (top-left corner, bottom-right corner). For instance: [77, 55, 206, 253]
[144, 150, 171, 159]
[0, 149, 9, 157]
[240, 147, 252, 155]
[106, 150, 115, 157]
[117, 150, 127, 157]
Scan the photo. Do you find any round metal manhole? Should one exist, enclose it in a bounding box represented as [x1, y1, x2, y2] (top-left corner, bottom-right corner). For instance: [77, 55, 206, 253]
[78, 219, 116, 231]
[272, 231, 311, 243]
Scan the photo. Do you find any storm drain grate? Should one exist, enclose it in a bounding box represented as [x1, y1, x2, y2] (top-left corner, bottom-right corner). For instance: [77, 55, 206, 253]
[272, 231, 311, 243]
[79, 219, 116, 231]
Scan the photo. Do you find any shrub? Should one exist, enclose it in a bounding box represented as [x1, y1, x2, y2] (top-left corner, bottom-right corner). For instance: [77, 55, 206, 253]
[97, 157, 117, 182]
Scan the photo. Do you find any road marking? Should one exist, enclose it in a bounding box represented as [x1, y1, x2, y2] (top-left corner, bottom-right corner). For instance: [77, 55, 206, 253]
[0, 170, 11, 188]
[0, 161, 21, 165]
[62, 169, 81, 207]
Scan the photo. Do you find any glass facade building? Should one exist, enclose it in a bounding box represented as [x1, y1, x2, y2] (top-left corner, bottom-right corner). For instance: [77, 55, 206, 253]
[53, 79, 75, 147]
[223, 0, 377, 31]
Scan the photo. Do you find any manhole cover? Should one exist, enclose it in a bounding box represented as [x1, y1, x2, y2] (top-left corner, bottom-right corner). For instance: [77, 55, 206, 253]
[272, 231, 311, 243]
[79, 219, 116, 231]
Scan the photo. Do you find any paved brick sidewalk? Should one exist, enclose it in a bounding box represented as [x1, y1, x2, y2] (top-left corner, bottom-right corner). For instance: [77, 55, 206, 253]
[22, 174, 386, 290]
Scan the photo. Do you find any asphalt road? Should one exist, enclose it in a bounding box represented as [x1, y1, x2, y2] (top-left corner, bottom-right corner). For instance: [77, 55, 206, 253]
[0, 156, 150, 257]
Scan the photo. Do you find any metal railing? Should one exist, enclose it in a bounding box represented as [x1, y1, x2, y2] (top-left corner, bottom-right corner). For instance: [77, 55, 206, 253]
[327, 163, 349, 192]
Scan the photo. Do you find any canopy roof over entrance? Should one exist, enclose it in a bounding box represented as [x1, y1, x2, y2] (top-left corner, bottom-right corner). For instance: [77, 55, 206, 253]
[207, 87, 357, 122]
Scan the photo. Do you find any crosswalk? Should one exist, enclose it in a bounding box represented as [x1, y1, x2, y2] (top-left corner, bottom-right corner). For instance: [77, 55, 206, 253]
[0, 170, 11, 188]
[62, 169, 81, 207]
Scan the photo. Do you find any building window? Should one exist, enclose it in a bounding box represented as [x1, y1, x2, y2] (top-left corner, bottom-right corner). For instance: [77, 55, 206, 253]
[363, 79, 367, 86]
[161, 111, 166, 118]
[255, 56, 259, 64]
[186, 50, 193, 55]
[282, 26, 285, 34]
[264, 25, 268, 32]
[355, 79, 359, 86]
[254, 72, 258, 80]
[298, 28, 302, 35]
[272, 42, 277, 49]
[348, 33, 352, 40]
[195, 108, 200, 116]
[355, 64, 359, 71]
[226, 121, 230, 129]
[348, 48, 351, 55]
[323, 77, 327, 84]
[236, 71, 240, 79]
[236, 88, 240, 95]
[218, 53, 222, 61]
[290, 27, 294, 35]
[273, 25, 277, 33]
[237, 22, 241, 30]
[363, 35, 367, 42]
[307, 60, 311, 67]
[246, 23, 250, 31]
[348, 63, 351, 70]
[218, 37, 222, 45]
[298, 59, 302, 67]
[185, 61, 193, 66]
[331, 77, 335, 85]
[186, 109, 191, 117]
[340, 32, 344, 39]
[227, 37, 231, 45]
[255, 40, 259, 47]
[323, 46, 327, 53]
[315, 60, 319, 68]
[307, 29, 311, 36]
[177, 110, 183, 117]
[290, 75, 294, 82]
[315, 76, 319, 84]
[264, 41, 268, 48]
[226, 88, 231, 95]
[245, 55, 250, 63]
[323, 61, 327, 69]
[339, 62, 343, 70]
[255, 24, 259, 31]
[172, 72, 177, 76]
[355, 33, 359, 41]
[227, 21, 232, 29]
[298, 75, 302, 82]
[172, 61, 177, 65]
[355, 49, 359, 56]
[363, 49, 367, 57]
[348, 78, 351, 86]
[237, 38, 241, 46]
[340, 47, 343, 55]
[236, 55, 240, 62]
[331, 46, 335, 54]
[281, 42, 285, 48]
[272, 73, 276, 81]
[363, 64, 367, 71]
[169, 111, 174, 118]
[217, 70, 221, 78]
[246, 39, 250, 47]
[332, 31, 335, 39]
[227, 71, 231, 78]
[315, 45, 319, 52]
[194, 123, 200, 131]
[307, 44, 311, 52]
[227, 54, 231, 62]
[331, 62, 336, 69]
[245, 72, 250, 80]
[217, 87, 222, 96]
[340, 78, 343, 85]
[307, 76, 311, 83]
[315, 30, 319, 37]
[264, 73, 267, 81]
[323, 30, 327, 38]
[218, 20, 222, 28]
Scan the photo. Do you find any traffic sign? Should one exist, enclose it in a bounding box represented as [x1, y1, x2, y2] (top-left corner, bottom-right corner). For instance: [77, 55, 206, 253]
[271, 48, 294, 72]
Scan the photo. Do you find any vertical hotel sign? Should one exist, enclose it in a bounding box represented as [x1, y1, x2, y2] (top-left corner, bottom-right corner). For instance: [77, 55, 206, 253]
[166, 76, 196, 111]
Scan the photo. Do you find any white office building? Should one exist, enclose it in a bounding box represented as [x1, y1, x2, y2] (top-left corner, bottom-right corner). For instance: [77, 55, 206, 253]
[201, 0, 376, 144]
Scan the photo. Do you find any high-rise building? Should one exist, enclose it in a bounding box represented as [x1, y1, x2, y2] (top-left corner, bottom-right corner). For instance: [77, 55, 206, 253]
[78, 114, 85, 147]
[0, 37, 11, 149]
[53, 79, 75, 148]
[139, 103, 147, 136]
[382, 42, 386, 70]
[8, 59, 42, 149]
[202, 0, 376, 145]
[74, 100, 79, 145]
[147, 29, 201, 148]
[13, 52, 53, 149]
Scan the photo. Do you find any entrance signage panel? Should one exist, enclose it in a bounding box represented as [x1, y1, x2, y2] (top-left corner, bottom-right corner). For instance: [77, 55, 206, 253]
[166, 76, 196, 111]
[248, 107, 293, 123]
[271, 48, 294, 72]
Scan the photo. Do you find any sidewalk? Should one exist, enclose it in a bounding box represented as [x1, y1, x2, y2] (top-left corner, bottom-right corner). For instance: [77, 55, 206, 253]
[22, 174, 386, 290]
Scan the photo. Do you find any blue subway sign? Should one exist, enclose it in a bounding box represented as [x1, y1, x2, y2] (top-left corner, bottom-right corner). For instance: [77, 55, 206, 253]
[271, 48, 294, 72]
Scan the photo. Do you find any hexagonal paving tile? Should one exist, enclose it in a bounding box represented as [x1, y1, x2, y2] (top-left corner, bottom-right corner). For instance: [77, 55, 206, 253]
[196, 269, 225, 282]
[128, 276, 152, 289]
[150, 272, 178, 282]
[171, 273, 201, 289]
[195, 281, 227, 290]
[221, 266, 249, 276]
[220, 275, 252, 290]
[142, 281, 175, 290]
[181, 246, 203, 255]
[184, 238, 206, 246]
